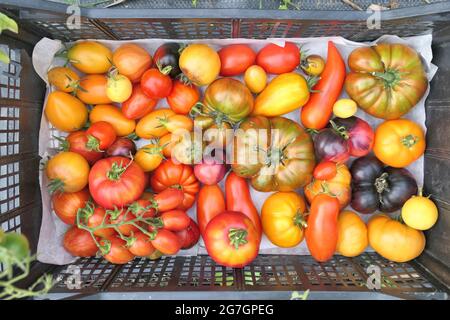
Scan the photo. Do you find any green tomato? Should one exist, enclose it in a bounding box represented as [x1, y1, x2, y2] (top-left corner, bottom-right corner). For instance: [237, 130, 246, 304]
[0, 232, 30, 260]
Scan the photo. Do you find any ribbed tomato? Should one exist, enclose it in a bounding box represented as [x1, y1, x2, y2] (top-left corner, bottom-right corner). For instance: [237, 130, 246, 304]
[52, 188, 90, 225]
[89, 156, 146, 209]
[63, 227, 98, 257]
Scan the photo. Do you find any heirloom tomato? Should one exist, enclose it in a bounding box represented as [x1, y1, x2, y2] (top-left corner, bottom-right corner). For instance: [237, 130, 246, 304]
[63, 227, 98, 257]
[62, 131, 103, 165]
[244, 65, 267, 94]
[135, 108, 175, 139]
[112, 43, 152, 83]
[153, 42, 182, 79]
[80, 204, 116, 238]
[90, 104, 136, 137]
[45, 91, 88, 132]
[122, 84, 157, 120]
[135, 143, 164, 172]
[179, 43, 220, 86]
[140, 67, 173, 99]
[128, 232, 155, 257]
[197, 184, 226, 236]
[86, 121, 117, 151]
[47, 66, 79, 93]
[204, 211, 259, 268]
[106, 137, 137, 158]
[401, 191, 438, 231]
[261, 192, 307, 248]
[256, 42, 300, 74]
[101, 236, 135, 264]
[175, 218, 200, 249]
[150, 229, 181, 255]
[46, 151, 90, 193]
[52, 188, 90, 225]
[67, 41, 112, 74]
[218, 44, 256, 76]
[106, 73, 133, 103]
[160, 210, 190, 232]
[167, 80, 200, 115]
[89, 156, 146, 209]
[336, 210, 368, 257]
[76, 74, 112, 105]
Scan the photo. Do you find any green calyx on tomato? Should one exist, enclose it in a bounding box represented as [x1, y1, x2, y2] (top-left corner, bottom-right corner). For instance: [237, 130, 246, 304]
[228, 228, 248, 250]
[401, 134, 419, 148]
[371, 70, 401, 87]
[47, 179, 65, 195]
[329, 120, 350, 140]
[293, 210, 307, 229]
[85, 135, 101, 152]
[106, 160, 130, 181]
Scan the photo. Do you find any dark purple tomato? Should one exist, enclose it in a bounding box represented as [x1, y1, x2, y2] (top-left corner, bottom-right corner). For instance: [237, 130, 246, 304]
[105, 137, 137, 158]
[153, 43, 181, 79]
[332, 116, 374, 158]
[313, 129, 350, 163]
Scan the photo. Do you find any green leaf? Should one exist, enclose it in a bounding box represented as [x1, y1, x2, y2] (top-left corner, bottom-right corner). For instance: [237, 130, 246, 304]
[0, 13, 18, 34]
[0, 49, 10, 64]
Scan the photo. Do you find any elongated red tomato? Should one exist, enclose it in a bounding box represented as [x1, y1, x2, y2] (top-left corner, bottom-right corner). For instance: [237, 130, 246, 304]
[86, 121, 117, 151]
[256, 42, 300, 74]
[89, 156, 146, 209]
[128, 232, 155, 257]
[152, 188, 185, 212]
[122, 84, 157, 119]
[63, 227, 98, 257]
[175, 218, 200, 249]
[102, 236, 135, 264]
[160, 210, 190, 231]
[225, 172, 262, 236]
[301, 41, 346, 130]
[218, 44, 256, 76]
[150, 228, 181, 255]
[305, 194, 340, 262]
[197, 184, 226, 236]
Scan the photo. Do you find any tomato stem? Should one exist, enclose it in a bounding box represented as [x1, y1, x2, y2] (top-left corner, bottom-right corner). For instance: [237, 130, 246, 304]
[330, 120, 349, 140]
[85, 134, 101, 152]
[374, 172, 390, 194]
[401, 134, 419, 148]
[47, 179, 65, 195]
[293, 211, 307, 229]
[371, 70, 400, 87]
[228, 228, 248, 250]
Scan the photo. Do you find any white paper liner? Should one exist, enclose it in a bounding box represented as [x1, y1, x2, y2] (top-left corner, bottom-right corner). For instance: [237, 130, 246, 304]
[33, 35, 436, 264]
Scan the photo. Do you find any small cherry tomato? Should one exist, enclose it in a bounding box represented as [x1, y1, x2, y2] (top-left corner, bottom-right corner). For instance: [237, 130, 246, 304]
[301, 54, 325, 76]
[313, 161, 338, 180]
[244, 65, 267, 94]
[333, 99, 358, 119]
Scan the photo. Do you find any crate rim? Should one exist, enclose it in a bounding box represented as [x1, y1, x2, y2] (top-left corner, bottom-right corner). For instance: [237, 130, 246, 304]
[3, 0, 450, 21]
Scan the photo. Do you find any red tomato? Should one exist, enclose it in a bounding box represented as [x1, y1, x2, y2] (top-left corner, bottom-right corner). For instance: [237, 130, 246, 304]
[166, 80, 200, 115]
[63, 227, 98, 257]
[84, 205, 116, 238]
[64, 131, 103, 165]
[218, 44, 256, 76]
[175, 218, 200, 249]
[150, 228, 181, 255]
[102, 236, 134, 264]
[256, 42, 300, 74]
[128, 198, 156, 218]
[109, 208, 139, 236]
[225, 172, 262, 236]
[204, 211, 259, 268]
[160, 210, 190, 231]
[128, 232, 155, 257]
[313, 160, 338, 180]
[141, 68, 173, 99]
[150, 159, 200, 210]
[86, 121, 117, 151]
[305, 194, 340, 262]
[197, 184, 226, 236]
[301, 41, 346, 130]
[52, 188, 90, 225]
[89, 156, 146, 209]
[152, 188, 185, 212]
[122, 84, 157, 119]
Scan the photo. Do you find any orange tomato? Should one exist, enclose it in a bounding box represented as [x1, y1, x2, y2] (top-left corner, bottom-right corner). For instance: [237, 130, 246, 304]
[135, 143, 164, 172]
[90, 104, 136, 136]
[161, 114, 193, 133]
[159, 133, 180, 158]
[47, 66, 79, 93]
[336, 211, 368, 257]
[135, 108, 175, 139]
[68, 41, 112, 74]
[76, 74, 112, 105]
[112, 43, 152, 83]
[244, 65, 267, 94]
[46, 151, 90, 193]
[373, 119, 426, 168]
[179, 44, 220, 86]
[45, 91, 88, 132]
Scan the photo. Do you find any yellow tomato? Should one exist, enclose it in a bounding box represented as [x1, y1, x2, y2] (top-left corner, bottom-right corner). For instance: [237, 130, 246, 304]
[46, 151, 89, 193]
[179, 44, 220, 86]
[253, 73, 310, 117]
[45, 91, 88, 132]
[401, 192, 438, 230]
[47, 66, 79, 93]
[244, 65, 267, 94]
[89, 104, 136, 136]
[68, 41, 112, 74]
[301, 54, 325, 76]
[135, 144, 164, 172]
[373, 119, 425, 168]
[162, 114, 193, 134]
[135, 108, 175, 139]
[261, 192, 307, 248]
[336, 211, 368, 257]
[368, 214, 425, 263]
[106, 74, 132, 103]
[333, 99, 358, 118]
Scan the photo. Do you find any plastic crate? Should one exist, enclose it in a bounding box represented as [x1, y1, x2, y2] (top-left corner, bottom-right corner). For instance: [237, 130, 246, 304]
[0, 0, 449, 300]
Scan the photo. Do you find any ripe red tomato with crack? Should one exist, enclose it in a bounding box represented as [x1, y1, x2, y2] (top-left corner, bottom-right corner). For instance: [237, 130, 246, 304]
[63, 227, 98, 257]
[141, 68, 173, 99]
[89, 156, 146, 209]
[150, 159, 199, 210]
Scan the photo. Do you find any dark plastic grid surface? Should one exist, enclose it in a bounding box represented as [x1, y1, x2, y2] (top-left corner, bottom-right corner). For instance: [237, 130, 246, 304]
[48, 254, 442, 297]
